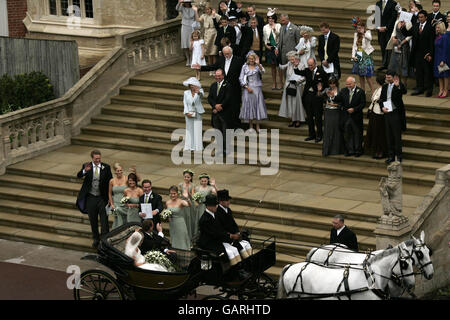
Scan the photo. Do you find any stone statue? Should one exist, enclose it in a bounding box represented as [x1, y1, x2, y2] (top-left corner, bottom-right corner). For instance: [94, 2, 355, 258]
[379, 161, 403, 217]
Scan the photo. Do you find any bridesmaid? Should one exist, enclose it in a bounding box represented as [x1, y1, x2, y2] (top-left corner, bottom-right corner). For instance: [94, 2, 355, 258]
[178, 169, 195, 240]
[166, 185, 191, 250]
[123, 173, 144, 223]
[193, 173, 217, 237]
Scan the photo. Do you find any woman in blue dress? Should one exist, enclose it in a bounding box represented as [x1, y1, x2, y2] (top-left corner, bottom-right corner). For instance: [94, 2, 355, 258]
[434, 22, 449, 98]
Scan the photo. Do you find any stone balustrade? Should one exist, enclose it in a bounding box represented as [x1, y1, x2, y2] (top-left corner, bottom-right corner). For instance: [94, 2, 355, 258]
[0, 18, 182, 174]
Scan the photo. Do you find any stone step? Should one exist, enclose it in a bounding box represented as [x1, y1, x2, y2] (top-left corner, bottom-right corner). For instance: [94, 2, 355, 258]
[0, 224, 94, 253]
[71, 134, 436, 187]
[0, 186, 76, 210]
[81, 123, 445, 176]
[0, 174, 81, 197]
[100, 102, 450, 144]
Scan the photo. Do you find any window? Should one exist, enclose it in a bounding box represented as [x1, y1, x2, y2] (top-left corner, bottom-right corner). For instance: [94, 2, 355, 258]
[48, 0, 94, 19]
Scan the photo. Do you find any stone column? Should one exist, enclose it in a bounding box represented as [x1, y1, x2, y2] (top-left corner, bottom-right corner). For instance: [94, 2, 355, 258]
[375, 161, 411, 249]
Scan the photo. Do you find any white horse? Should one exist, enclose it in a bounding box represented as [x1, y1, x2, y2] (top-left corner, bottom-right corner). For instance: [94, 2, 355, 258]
[305, 231, 434, 297]
[277, 243, 415, 300]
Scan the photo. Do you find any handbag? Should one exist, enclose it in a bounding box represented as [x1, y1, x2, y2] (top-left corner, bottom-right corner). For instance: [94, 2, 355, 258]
[438, 63, 450, 73]
[286, 82, 297, 97]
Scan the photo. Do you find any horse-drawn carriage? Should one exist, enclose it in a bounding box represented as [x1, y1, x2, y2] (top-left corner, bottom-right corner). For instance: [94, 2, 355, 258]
[73, 223, 277, 300]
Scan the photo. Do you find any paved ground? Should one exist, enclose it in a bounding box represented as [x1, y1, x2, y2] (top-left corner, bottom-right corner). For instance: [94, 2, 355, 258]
[0, 239, 219, 300]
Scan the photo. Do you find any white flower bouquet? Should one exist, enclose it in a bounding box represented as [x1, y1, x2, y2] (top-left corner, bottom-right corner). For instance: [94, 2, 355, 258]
[120, 196, 130, 204]
[161, 209, 173, 221]
[143, 250, 176, 272]
[192, 192, 206, 204]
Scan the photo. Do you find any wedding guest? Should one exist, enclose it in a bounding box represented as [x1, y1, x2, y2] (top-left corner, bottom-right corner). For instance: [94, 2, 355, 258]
[179, 169, 195, 239]
[138, 179, 163, 225]
[409, 0, 421, 25]
[123, 173, 144, 223]
[218, 0, 237, 14]
[278, 51, 306, 128]
[229, 16, 242, 55]
[278, 14, 301, 69]
[76, 149, 112, 248]
[217, 0, 235, 18]
[364, 74, 388, 159]
[318, 21, 341, 79]
[295, 26, 317, 70]
[351, 20, 375, 93]
[375, 0, 398, 71]
[247, 17, 263, 60]
[166, 185, 191, 250]
[108, 163, 129, 229]
[238, 13, 253, 58]
[434, 22, 449, 98]
[429, 0, 447, 28]
[235, 0, 243, 14]
[176, 0, 196, 66]
[190, 30, 206, 80]
[214, 16, 236, 53]
[263, 8, 283, 90]
[193, 4, 221, 66]
[294, 58, 328, 142]
[245, 5, 264, 36]
[319, 77, 345, 156]
[183, 77, 205, 151]
[380, 71, 407, 163]
[193, 173, 217, 238]
[334, 77, 366, 157]
[388, 14, 414, 86]
[403, 10, 435, 96]
[239, 51, 267, 132]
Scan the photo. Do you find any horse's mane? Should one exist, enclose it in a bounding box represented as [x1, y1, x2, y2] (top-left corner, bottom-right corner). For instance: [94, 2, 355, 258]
[367, 245, 400, 264]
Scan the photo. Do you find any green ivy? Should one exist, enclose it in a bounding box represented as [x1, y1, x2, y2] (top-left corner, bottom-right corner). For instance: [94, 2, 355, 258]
[0, 72, 55, 115]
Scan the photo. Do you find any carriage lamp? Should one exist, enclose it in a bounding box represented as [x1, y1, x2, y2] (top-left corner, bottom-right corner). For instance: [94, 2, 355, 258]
[200, 255, 212, 270]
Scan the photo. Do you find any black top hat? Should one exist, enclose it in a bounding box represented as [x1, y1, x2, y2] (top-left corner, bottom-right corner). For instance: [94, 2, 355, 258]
[217, 189, 232, 201]
[205, 194, 219, 206]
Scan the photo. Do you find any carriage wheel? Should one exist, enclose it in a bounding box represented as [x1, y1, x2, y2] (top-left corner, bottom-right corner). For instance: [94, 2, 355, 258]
[73, 270, 125, 300]
[255, 272, 278, 299]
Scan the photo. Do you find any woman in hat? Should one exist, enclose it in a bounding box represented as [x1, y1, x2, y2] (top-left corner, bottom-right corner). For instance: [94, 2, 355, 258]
[193, 174, 217, 237]
[178, 169, 195, 240]
[295, 26, 317, 70]
[165, 186, 192, 250]
[278, 51, 306, 127]
[263, 8, 283, 90]
[183, 77, 205, 151]
[176, 0, 196, 66]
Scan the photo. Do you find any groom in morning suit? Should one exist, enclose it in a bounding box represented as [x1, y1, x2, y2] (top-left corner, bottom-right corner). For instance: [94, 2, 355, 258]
[76, 149, 113, 248]
[138, 179, 163, 225]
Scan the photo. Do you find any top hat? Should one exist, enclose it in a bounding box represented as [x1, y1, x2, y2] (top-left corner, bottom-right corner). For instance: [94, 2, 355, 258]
[205, 194, 219, 206]
[217, 189, 232, 201]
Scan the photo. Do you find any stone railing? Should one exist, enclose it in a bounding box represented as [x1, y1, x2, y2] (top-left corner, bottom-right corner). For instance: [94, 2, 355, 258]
[0, 18, 182, 175]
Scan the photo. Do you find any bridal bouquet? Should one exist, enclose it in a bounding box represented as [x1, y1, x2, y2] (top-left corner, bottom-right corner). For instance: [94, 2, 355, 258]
[120, 196, 130, 204]
[161, 209, 173, 221]
[143, 250, 176, 272]
[192, 192, 206, 204]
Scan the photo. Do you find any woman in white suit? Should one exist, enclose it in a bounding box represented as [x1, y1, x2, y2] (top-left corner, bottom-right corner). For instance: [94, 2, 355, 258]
[295, 26, 317, 70]
[183, 77, 205, 151]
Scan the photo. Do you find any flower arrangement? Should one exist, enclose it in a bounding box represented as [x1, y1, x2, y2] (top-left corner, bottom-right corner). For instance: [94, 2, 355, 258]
[161, 209, 173, 221]
[192, 192, 206, 204]
[143, 250, 176, 272]
[352, 17, 361, 29]
[120, 196, 131, 204]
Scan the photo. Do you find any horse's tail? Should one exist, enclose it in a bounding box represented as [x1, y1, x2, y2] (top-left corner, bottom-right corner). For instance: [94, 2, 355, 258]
[276, 264, 291, 299]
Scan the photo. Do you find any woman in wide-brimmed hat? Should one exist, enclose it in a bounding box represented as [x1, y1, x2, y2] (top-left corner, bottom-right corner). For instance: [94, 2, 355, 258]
[182, 77, 205, 152]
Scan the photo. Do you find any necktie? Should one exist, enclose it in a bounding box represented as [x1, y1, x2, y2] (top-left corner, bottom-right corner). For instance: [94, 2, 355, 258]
[94, 166, 99, 178]
[145, 194, 149, 203]
[349, 90, 354, 104]
[382, 0, 386, 12]
[324, 36, 329, 61]
[254, 29, 258, 38]
[217, 82, 221, 95]
[419, 24, 423, 34]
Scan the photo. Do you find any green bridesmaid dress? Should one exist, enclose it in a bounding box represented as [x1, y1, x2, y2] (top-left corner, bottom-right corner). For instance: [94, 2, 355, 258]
[168, 206, 191, 250]
[112, 185, 127, 229]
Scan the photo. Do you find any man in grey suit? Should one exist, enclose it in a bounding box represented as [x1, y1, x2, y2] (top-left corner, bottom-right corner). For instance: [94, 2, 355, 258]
[278, 14, 301, 83]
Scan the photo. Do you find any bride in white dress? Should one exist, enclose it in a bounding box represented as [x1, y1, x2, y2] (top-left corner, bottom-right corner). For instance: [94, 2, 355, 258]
[183, 77, 205, 151]
[124, 231, 168, 272]
[295, 26, 317, 70]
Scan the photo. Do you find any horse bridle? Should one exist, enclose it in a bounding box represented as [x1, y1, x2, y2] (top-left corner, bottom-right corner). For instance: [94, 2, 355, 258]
[412, 242, 433, 273]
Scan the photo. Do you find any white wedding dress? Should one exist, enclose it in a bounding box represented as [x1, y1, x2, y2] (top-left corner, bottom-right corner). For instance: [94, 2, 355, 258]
[125, 231, 168, 272]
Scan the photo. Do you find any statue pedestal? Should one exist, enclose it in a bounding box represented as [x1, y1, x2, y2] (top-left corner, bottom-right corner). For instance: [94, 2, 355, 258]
[375, 215, 411, 249]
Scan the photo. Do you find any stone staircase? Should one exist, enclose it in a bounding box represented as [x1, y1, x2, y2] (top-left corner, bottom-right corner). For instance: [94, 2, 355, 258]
[0, 0, 447, 280]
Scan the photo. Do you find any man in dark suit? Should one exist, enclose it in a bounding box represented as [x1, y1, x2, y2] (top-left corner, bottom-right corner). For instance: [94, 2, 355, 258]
[380, 71, 407, 164]
[402, 10, 435, 96]
[238, 14, 253, 58]
[245, 5, 264, 36]
[198, 194, 242, 265]
[294, 58, 329, 143]
[214, 16, 237, 53]
[139, 219, 177, 263]
[138, 179, 163, 225]
[429, 0, 448, 29]
[375, 0, 398, 70]
[216, 190, 252, 258]
[76, 149, 113, 248]
[193, 46, 245, 129]
[218, 0, 237, 15]
[330, 214, 358, 251]
[243, 17, 263, 60]
[334, 77, 366, 157]
[318, 21, 341, 79]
